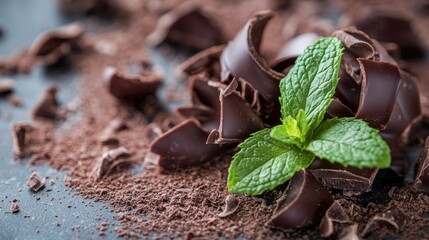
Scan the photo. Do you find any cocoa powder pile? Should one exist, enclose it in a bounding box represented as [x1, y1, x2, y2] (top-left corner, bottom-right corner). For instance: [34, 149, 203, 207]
[8, 0, 429, 239]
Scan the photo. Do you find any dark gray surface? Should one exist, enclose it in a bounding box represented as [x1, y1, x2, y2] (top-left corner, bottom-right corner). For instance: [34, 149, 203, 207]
[0, 1, 118, 239]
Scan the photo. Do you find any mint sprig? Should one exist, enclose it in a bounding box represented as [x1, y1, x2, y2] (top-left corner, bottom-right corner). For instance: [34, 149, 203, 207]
[228, 37, 391, 195]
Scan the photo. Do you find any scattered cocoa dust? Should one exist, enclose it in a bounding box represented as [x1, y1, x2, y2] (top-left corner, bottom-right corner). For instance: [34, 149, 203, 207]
[19, 0, 429, 239]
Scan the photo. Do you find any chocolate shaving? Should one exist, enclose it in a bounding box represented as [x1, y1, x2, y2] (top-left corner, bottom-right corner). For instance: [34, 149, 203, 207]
[413, 137, 429, 193]
[93, 146, 131, 180]
[220, 10, 283, 125]
[27, 172, 45, 192]
[179, 45, 224, 78]
[218, 195, 239, 218]
[98, 118, 128, 147]
[32, 86, 59, 120]
[147, 4, 224, 51]
[310, 159, 378, 192]
[150, 119, 230, 170]
[30, 23, 84, 64]
[12, 123, 31, 158]
[0, 78, 14, 95]
[10, 202, 20, 214]
[319, 201, 350, 237]
[338, 224, 360, 240]
[355, 59, 401, 129]
[103, 65, 163, 101]
[268, 170, 334, 229]
[353, 11, 425, 59]
[207, 84, 264, 144]
[362, 205, 407, 236]
[274, 33, 320, 64]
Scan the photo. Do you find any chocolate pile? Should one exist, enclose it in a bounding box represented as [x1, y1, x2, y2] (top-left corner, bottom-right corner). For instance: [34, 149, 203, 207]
[3, 0, 429, 239]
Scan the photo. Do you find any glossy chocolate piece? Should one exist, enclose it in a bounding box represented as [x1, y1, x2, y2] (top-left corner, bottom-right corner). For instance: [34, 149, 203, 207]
[354, 11, 425, 59]
[27, 172, 45, 192]
[268, 170, 334, 229]
[207, 83, 264, 144]
[355, 59, 401, 129]
[362, 205, 406, 236]
[150, 119, 229, 170]
[310, 159, 378, 192]
[325, 98, 354, 118]
[220, 10, 283, 125]
[30, 23, 84, 64]
[93, 147, 131, 180]
[413, 137, 429, 193]
[12, 123, 31, 158]
[147, 4, 224, 50]
[274, 33, 320, 62]
[103, 65, 163, 101]
[32, 86, 59, 120]
[319, 201, 350, 237]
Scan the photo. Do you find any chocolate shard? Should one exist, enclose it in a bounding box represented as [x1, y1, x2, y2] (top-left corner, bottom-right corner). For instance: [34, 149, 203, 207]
[355, 59, 401, 130]
[179, 45, 224, 78]
[319, 201, 350, 237]
[12, 123, 31, 158]
[413, 137, 429, 193]
[0, 78, 14, 95]
[220, 10, 283, 125]
[218, 195, 239, 218]
[30, 23, 84, 64]
[325, 98, 354, 118]
[354, 11, 425, 59]
[362, 205, 407, 236]
[207, 82, 264, 144]
[309, 159, 378, 192]
[10, 202, 20, 214]
[93, 146, 131, 180]
[146, 4, 224, 51]
[103, 65, 163, 101]
[98, 118, 128, 147]
[274, 33, 320, 63]
[27, 172, 45, 192]
[268, 170, 334, 229]
[150, 119, 230, 170]
[177, 105, 215, 122]
[32, 86, 59, 120]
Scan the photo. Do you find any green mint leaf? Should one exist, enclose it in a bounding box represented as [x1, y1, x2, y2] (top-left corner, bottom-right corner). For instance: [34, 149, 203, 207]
[305, 118, 391, 168]
[228, 128, 315, 195]
[279, 37, 344, 141]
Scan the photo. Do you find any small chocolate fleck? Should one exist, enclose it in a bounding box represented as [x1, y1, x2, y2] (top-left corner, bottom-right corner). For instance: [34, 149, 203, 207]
[7, 94, 22, 107]
[32, 86, 59, 120]
[10, 202, 19, 213]
[218, 195, 239, 218]
[27, 172, 45, 192]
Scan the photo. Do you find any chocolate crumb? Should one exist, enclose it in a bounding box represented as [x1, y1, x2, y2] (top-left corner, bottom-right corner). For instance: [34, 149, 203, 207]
[7, 94, 22, 107]
[362, 205, 407, 236]
[27, 172, 45, 192]
[0, 78, 14, 95]
[218, 195, 239, 218]
[10, 202, 19, 213]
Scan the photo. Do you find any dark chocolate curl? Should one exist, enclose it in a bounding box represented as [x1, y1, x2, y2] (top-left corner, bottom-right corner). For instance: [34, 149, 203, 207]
[220, 10, 283, 124]
[354, 11, 425, 59]
[310, 159, 378, 192]
[319, 201, 350, 237]
[326, 98, 354, 118]
[30, 23, 84, 64]
[274, 33, 319, 62]
[103, 66, 163, 101]
[355, 59, 400, 130]
[207, 88, 264, 144]
[179, 45, 224, 78]
[268, 170, 334, 229]
[150, 119, 229, 170]
[146, 4, 224, 51]
[413, 137, 429, 193]
[362, 206, 407, 236]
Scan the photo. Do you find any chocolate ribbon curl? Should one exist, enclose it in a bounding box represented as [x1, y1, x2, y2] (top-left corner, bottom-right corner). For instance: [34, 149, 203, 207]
[268, 170, 334, 229]
[146, 4, 225, 51]
[220, 10, 284, 125]
[30, 23, 84, 64]
[103, 63, 163, 101]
